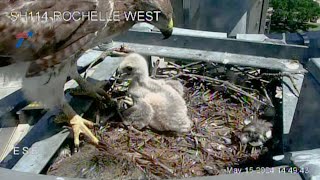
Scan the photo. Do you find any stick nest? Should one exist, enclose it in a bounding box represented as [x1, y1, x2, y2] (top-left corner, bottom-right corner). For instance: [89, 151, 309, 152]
[49, 58, 292, 179]
[96, 59, 285, 179]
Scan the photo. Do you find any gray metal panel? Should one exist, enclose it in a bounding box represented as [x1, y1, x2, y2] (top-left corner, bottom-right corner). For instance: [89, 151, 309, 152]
[114, 30, 308, 61]
[0, 90, 27, 118]
[0, 51, 103, 119]
[185, 170, 301, 180]
[229, 12, 247, 36]
[0, 87, 21, 100]
[9, 95, 93, 173]
[0, 167, 81, 180]
[171, 0, 256, 34]
[0, 126, 18, 161]
[0, 109, 61, 169]
[11, 129, 70, 173]
[267, 31, 320, 60]
[283, 73, 320, 152]
[108, 42, 306, 73]
[172, 28, 227, 38]
[246, 0, 263, 34]
[170, 0, 184, 28]
[282, 74, 304, 134]
[131, 23, 227, 38]
[8, 57, 123, 174]
[171, 0, 269, 35]
[89, 57, 122, 81]
[76, 50, 104, 69]
[236, 34, 268, 42]
[289, 149, 320, 180]
[258, 0, 270, 34]
[0, 167, 302, 180]
[308, 58, 320, 84]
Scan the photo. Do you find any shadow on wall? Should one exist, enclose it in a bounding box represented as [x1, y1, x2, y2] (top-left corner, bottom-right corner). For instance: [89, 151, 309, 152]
[284, 73, 320, 152]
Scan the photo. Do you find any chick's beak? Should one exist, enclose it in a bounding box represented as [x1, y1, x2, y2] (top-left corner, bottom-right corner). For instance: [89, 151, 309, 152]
[160, 18, 173, 39]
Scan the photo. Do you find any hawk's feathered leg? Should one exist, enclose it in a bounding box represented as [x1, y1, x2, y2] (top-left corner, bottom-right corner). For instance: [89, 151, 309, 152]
[63, 58, 107, 148]
[23, 57, 101, 148]
[68, 50, 112, 101]
[70, 67, 110, 102]
[69, 81, 109, 101]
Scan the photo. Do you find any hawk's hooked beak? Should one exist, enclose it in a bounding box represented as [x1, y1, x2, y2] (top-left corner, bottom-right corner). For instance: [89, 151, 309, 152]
[160, 18, 173, 39]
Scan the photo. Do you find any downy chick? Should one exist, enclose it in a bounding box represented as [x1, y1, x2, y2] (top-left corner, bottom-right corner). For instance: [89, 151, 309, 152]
[117, 53, 193, 133]
[240, 119, 273, 147]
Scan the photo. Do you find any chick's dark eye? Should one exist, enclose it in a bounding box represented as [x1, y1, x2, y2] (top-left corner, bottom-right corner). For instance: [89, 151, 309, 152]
[126, 67, 133, 71]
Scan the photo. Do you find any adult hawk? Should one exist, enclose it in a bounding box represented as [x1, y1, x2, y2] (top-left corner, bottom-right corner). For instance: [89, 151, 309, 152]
[0, 0, 173, 148]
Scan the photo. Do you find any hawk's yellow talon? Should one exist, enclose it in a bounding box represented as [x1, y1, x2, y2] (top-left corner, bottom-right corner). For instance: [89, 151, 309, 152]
[27, 101, 43, 108]
[70, 115, 99, 147]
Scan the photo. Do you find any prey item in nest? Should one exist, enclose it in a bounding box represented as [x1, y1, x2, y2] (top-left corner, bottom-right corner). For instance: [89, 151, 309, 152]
[47, 144, 145, 180]
[116, 53, 193, 133]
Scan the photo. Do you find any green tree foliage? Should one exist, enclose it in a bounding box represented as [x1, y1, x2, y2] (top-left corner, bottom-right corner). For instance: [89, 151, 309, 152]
[270, 0, 320, 32]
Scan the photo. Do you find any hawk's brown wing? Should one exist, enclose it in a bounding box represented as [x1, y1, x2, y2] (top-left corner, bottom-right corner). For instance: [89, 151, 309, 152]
[0, 0, 113, 76]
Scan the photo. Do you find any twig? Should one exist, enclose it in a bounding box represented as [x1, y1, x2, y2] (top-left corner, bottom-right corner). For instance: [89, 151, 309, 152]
[167, 61, 181, 68]
[262, 88, 274, 107]
[114, 44, 134, 53]
[134, 149, 175, 176]
[232, 66, 258, 79]
[180, 61, 204, 69]
[151, 59, 160, 78]
[178, 73, 267, 105]
[109, 51, 129, 57]
[128, 125, 143, 135]
[287, 75, 300, 94]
